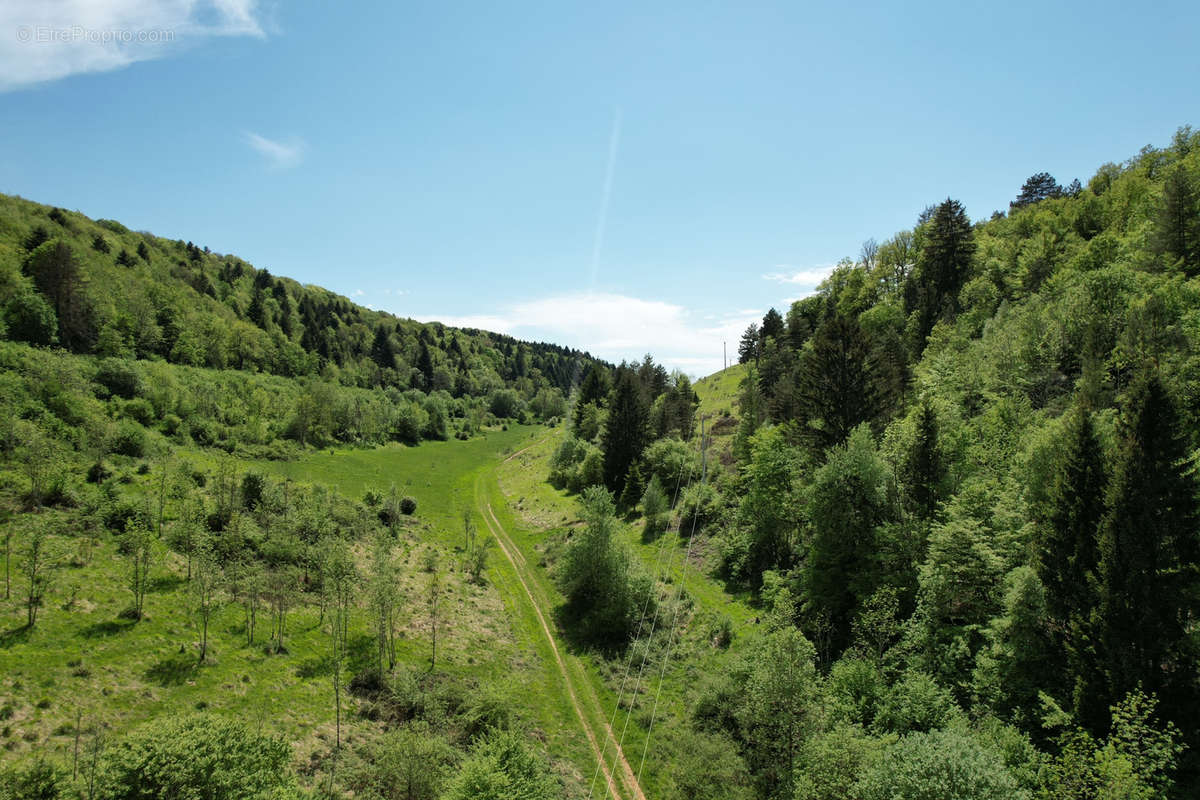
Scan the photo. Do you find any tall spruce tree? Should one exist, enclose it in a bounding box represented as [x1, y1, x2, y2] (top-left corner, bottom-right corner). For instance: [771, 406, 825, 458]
[902, 397, 946, 521]
[1038, 407, 1107, 630]
[1089, 374, 1199, 732]
[601, 369, 649, 497]
[738, 323, 760, 365]
[760, 307, 785, 345]
[1037, 407, 1108, 720]
[1152, 165, 1200, 276]
[573, 364, 610, 429]
[793, 313, 877, 455]
[370, 325, 395, 370]
[905, 198, 975, 350]
[416, 340, 434, 390]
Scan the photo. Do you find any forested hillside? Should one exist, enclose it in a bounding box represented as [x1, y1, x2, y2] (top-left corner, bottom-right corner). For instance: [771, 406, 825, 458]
[0, 191, 601, 448]
[548, 126, 1200, 799]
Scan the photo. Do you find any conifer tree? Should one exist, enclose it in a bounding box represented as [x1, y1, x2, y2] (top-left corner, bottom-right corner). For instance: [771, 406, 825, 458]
[902, 397, 946, 521]
[738, 323, 760, 365]
[1011, 172, 1063, 209]
[370, 325, 395, 370]
[1038, 408, 1106, 631]
[572, 364, 609, 429]
[1090, 374, 1199, 732]
[618, 460, 645, 511]
[760, 307, 785, 344]
[601, 369, 649, 496]
[794, 313, 877, 455]
[416, 340, 434, 390]
[1036, 407, 1109, 721]
[905, 198, 975, 349]
[1152, 165, 1200, 276]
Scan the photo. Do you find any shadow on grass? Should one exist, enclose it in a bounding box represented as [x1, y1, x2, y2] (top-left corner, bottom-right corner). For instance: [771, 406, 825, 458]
[294, 655, 332, 679]
[552, 603, 629, 660]
[0, 624, 32, 648]
[150, 574, 186, 593]
[145, 652, 198, 687]
[80, 618, 137, 639]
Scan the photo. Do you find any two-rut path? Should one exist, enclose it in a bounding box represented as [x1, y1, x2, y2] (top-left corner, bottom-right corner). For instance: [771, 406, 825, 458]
[477, 441, 648, 800]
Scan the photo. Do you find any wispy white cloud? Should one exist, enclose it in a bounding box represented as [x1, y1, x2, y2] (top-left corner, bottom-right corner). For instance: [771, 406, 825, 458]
[0, 1, 268, 92]
[762, 264, 837, 287]
[244, 131, 304, 168]
[419, 292, 764, 378]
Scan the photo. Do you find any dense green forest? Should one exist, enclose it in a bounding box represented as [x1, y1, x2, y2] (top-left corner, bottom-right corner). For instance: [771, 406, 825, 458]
[548, 126, 1200, 800]
[2, 127, 1200, 800]
[0, 190, 603, 449]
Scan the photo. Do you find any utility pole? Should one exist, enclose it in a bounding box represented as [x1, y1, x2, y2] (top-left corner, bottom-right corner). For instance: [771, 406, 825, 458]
[723, 341, 727, 371]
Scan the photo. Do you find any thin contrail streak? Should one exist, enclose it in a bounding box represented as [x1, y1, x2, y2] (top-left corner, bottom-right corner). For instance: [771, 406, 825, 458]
[589, 107, 621, 290]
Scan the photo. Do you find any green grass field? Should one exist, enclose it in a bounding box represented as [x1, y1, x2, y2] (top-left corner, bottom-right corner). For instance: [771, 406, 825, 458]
[0, 427, 553, 784]
[694, 363, 745, 421]
[2, 418, 757, 798]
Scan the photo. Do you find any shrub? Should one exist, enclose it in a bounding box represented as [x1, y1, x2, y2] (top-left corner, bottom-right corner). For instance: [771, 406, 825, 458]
[120, 397, 156, 426]
[441, 730, 558, 800]
[161, 413, 183, 437]
[94, 359, 141, 399]
[94, 714, 299, 800]
[642, 437, 699, 492]
[873, 670, 957, 734]
[677, 481, 721, 533]
[190, 419, 217, 446]
[103, 500, 143, 533]
[856, 727, 1028, 800]
[400, 496, 417, 515]
[4, 292, 57, 346]
[488, 389, 522, 419]
[241, 473, 265, 511]
[0, 758, 63, 800]
[109, 421, 146, 457]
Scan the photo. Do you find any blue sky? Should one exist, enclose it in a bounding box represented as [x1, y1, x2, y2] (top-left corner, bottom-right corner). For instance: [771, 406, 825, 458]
[1, 1, 1197, 376]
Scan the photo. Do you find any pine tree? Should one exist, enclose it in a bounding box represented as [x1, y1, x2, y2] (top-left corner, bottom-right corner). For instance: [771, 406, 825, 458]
[738, 323, 760, 365]
[370, 325, 395, 370]
[793, 313, 877, 454]
[1091, 374, 1199, 732]
[905, 198, 975, 349]
[618, 461, 645, 511]
[902, 397, 945, 521]
[601, 369, 649, 496]
[1036, 407, 1108, 721]
[1152, 165, 1200, 276]
[22, 240, 94, 351]
[1038, 408, 1106, 629]
[1011, 172, 1063, 209]
[760, 307, 785, 344]
[573, 364, 609, 429]
[417, 340, 434, 390]
[247, 290, 268, 329]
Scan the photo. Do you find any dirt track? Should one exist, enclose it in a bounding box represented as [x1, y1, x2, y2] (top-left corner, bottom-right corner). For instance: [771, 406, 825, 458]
[480, 496, 646, 800]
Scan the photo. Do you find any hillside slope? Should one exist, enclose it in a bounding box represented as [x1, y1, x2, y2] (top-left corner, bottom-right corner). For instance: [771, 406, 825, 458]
[0, 192, 602, 410]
